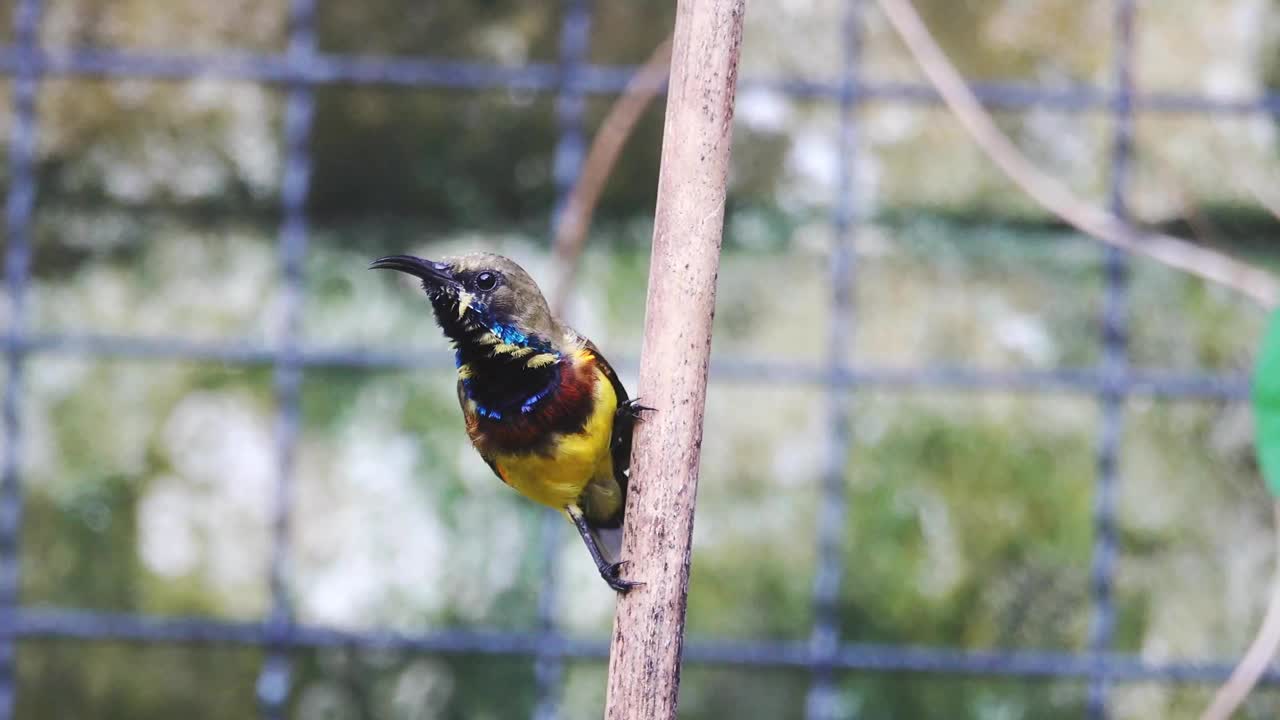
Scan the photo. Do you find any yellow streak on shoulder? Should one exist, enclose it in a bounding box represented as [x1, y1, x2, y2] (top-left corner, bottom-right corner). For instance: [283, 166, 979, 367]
[457, 363, 473, 380]
[526, 353, 559, 369]
[491, 343, 519, 355]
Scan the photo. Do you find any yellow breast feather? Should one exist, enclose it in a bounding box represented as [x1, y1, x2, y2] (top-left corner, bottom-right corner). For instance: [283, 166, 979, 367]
[484, 351, 619, 512]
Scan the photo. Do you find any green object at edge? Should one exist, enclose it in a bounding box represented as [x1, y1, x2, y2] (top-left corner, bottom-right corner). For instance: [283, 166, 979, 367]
[1256, 308, 1280, 497]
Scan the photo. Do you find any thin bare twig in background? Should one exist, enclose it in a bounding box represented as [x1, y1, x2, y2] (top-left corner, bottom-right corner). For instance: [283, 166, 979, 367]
[875, 0, 1280, 310]
[1200, 504, 1280, 720]
[550, 37, 674, 317]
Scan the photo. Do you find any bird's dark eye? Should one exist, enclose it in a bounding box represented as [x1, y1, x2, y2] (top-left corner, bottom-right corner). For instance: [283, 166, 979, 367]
[474, 271, 499, 291]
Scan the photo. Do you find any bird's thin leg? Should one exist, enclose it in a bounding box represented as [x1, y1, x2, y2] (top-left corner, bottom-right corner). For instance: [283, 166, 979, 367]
[566, 504, 641, 594]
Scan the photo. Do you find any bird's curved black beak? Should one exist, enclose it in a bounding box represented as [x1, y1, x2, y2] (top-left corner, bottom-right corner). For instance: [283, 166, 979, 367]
[369, 255, 457, 288]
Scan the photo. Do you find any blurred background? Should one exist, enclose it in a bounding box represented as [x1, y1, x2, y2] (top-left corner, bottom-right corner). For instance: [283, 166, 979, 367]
[2, 0, 1280, 718]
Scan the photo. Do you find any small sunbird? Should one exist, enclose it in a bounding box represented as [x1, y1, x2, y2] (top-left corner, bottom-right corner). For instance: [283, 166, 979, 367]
[370, 253, 648, 592]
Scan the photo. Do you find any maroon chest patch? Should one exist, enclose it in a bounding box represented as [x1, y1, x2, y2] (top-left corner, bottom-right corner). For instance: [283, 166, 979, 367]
[465, 359, 599, 455]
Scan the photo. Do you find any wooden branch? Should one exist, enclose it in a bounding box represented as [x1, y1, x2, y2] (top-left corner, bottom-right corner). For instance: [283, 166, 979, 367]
[875, 0, 1280, 309]
[603, 1, 744, 718]
[551, 37, 673, 317]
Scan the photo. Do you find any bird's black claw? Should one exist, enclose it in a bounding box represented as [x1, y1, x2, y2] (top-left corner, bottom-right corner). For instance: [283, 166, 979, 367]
[602, 561, 642, 594]
[619, 398, 656, 421]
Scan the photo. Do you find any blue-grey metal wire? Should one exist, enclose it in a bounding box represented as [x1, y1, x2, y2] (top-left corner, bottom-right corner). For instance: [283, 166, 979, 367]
[9, 604, 1280, 683]
[0, 0, 41, 712]
[0, 331, 1256, 401]
[533, 3, 594, 719]
[1086, 2, 1137, 717]
[0, 1, 1276, 715]
[805, 2, 862, 718]
[0, 1, 41, 717]
[1, 46, 1279, 116]
[256, 0, 318, 716]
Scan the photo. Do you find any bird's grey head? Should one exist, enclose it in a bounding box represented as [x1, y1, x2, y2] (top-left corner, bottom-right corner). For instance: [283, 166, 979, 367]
[369, 252, 559, 346]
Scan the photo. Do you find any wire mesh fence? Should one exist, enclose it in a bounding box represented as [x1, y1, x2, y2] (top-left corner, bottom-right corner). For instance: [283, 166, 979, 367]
[2, 0, 1279, 718]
